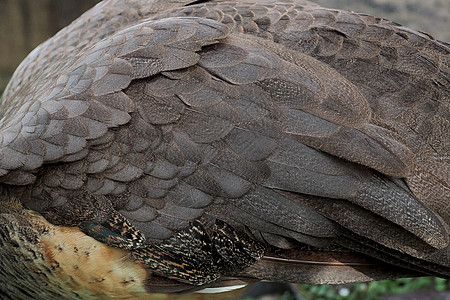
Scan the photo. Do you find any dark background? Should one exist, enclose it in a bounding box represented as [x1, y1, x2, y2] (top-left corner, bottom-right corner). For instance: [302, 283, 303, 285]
[0, 0, 100, 94]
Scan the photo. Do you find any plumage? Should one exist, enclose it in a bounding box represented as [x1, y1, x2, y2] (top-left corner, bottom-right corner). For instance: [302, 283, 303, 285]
[0, 0, 449, 298]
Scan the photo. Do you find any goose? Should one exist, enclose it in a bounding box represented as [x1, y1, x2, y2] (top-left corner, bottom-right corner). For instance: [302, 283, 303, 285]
[0, 0, 449, 299]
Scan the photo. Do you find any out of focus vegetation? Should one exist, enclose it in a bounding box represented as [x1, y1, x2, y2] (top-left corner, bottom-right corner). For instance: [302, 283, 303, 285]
[296, 277, 449, 300]
[147, 278, 450, 299]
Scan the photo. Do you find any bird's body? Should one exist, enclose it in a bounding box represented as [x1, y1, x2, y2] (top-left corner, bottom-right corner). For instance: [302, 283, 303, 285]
[0, 0, 449, 298]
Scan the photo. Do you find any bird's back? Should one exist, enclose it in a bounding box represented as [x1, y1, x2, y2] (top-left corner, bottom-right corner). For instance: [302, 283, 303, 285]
[0, 0, 449, 298]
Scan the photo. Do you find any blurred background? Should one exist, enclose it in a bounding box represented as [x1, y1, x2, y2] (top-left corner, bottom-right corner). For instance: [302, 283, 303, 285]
[0, 0, 449, 299]
[0, 0, 99, 94]
[313, 0, 449, 41]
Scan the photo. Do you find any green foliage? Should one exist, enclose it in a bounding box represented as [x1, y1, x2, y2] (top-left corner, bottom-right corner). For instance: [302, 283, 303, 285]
[296, 277, 449, 300]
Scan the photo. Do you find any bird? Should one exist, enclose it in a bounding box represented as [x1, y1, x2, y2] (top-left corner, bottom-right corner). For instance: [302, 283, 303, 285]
[0, 0, 449, 299]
